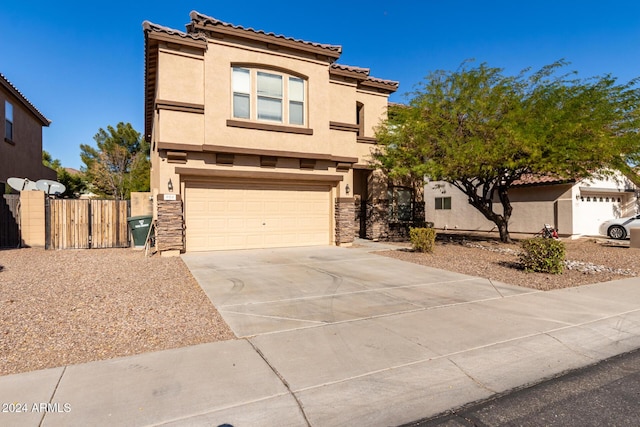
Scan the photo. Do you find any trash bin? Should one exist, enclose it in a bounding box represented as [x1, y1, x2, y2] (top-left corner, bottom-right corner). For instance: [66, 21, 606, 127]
[127, 215, 153, 248]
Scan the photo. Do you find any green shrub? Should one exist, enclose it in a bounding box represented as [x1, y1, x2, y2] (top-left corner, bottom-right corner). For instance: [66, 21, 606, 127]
[410, 227, 437, 253]
[519, 238, 566, 274]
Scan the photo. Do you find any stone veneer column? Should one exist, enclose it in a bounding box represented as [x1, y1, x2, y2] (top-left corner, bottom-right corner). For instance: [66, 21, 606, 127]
[335, 197, 355, 245]
[156, 194, 185, 255]
[365, 199, 389, 240]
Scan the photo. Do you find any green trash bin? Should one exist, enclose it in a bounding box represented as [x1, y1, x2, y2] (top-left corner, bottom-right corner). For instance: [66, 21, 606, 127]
[127, 215, 153, 247]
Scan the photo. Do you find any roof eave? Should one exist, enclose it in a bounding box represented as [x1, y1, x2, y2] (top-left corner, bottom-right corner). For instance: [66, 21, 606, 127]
[0, 74, 51, 127]
[188, 11, 342, 62]
[143, 21, 208, 142]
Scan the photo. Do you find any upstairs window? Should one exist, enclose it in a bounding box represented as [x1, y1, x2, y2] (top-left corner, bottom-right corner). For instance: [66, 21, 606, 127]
[232, 67, 306, 126]
[257, 72, 283, 122]
[289, 77, 304, 125]
[5, 101, 13, 141]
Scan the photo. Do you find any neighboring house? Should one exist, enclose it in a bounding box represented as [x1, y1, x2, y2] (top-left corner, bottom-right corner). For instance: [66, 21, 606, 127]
[0, 73, 55, 191]
[143, 11, 419, 252]
[425, 172, 638, 238]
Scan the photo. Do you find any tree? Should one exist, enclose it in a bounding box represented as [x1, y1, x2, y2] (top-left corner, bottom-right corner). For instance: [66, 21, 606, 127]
[42, 150, 87, 198]
[374, 61, 640, 243]
[80, 122, 150, 200]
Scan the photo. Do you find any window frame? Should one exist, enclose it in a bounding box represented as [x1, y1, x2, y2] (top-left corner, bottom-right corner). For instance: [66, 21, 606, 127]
[435, 196, 452, 210]
[231, 66, 307, 127]
[5, 101, 14, 141]
[388, 186, 414, 223]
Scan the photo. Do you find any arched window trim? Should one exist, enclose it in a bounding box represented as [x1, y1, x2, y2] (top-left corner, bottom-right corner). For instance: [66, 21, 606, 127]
[231, 65, 307, 127]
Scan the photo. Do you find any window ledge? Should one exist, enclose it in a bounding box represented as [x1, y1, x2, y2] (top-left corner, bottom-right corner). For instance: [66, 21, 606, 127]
[4, 137, 15, 145]
[227, 119, 313, 135]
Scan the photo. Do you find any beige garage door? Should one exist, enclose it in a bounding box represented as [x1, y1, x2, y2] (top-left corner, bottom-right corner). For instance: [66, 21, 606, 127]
[185, 181, 332, 251]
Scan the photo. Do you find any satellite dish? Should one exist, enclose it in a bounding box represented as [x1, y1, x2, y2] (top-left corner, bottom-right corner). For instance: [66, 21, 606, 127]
[7, 177, 38, 192]
[36, 179, 66, 196]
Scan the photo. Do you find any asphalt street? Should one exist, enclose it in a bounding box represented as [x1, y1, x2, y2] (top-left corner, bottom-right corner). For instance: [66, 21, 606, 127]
[408, 348, 640, 426]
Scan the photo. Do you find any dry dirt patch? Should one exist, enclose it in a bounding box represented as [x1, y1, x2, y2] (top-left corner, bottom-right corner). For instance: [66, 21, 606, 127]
[0, 248, 235, 376]
[378, 236, 640, 291]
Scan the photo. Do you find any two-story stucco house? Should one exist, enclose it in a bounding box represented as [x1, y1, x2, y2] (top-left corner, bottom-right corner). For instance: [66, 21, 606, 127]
[143, 11, 412, 252]
[0, 73, 55, 191]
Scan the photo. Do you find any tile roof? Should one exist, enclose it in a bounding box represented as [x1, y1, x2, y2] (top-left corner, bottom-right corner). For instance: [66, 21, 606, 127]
[330, 63, 370, 75]
[142, 21, 207, 42]
[0, 73, 50, 126]
[189, 11, 342, 55]
[512, 174, 574, 186]
[365, 76, 400, 89]
[330, 63, 399, 91]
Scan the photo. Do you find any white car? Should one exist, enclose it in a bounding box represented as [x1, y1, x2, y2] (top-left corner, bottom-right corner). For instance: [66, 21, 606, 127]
[599, 214, 640, 239]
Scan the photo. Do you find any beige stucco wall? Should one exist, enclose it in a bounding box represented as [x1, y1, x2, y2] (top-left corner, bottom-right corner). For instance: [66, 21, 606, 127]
[130, 192, 153, 217]
[425, 174, 637, 237]
[157, 48, 205, 105]
[19, 190, 45, 247]
[425, 181, 572, 235]
[150, 35, 392, 203]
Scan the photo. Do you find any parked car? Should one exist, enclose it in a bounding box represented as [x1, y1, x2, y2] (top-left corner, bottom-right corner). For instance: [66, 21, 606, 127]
[599, 214, 640, 239]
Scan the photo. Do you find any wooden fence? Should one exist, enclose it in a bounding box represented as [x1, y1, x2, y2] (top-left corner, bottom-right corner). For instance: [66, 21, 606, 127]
[0, 194, 20, 248]
[47, 199, 130, 249]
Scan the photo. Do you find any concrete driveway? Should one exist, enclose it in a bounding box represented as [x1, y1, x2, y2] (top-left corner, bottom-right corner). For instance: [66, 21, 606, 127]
[178, 244, 640, 425]
[5, 244, 640, 426]
[181, 244, 531, 338]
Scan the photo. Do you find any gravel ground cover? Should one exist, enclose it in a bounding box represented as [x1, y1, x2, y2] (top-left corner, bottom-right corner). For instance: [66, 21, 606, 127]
[379, 233, 640, 291]
[0, 248, 235, 376]
[1, 235, 637, 376]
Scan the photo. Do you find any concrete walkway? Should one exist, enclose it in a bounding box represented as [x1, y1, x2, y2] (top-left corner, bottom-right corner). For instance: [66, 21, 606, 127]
[2, 244, 640, 426]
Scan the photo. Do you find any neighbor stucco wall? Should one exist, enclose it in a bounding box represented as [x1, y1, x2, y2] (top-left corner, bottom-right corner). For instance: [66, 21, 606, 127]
[424, 181, 572, 235]
[425, 174, 638, 237]
[0, 87, 55, 184]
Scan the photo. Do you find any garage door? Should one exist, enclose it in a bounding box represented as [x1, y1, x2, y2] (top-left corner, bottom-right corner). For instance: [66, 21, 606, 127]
[185, 181, 332, 251]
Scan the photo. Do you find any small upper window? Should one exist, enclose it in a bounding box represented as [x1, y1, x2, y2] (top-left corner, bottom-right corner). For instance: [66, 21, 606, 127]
[232, 67, 306, 126]
[5, 101, 13, 141]
[356, 102, 364, 136]
[435, 197, 451, 210]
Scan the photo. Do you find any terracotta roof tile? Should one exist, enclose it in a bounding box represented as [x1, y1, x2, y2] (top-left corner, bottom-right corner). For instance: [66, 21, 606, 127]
[330, 63, 399, 91]
[365, 76, 400, 89]
[142, 21, 207, 42]
[512, 174, 573, 186]
[189, 11, 342, 54]
[330, 63, 370, 75]
[0, 73, 50, 126]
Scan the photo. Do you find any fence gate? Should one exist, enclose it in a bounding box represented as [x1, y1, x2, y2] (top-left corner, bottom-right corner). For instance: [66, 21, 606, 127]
[47, 199, 130, 249]
[0, 194, 20, 248]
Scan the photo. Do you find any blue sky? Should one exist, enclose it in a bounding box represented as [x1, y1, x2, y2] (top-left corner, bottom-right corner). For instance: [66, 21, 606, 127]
[2, 1, 639, 170]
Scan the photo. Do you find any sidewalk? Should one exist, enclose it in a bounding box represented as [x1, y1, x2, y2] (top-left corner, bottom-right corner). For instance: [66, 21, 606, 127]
[2, 250, 640, 426]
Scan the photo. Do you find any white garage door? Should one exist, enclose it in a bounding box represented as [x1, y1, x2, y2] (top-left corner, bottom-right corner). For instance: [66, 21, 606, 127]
[185, 181, 332, 251]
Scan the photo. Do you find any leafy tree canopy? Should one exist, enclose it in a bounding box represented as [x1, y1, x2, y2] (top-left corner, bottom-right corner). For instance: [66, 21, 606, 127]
[374, 60, 640, 242]
[80, 122, 150, 200]
[42, 150, 87, 198]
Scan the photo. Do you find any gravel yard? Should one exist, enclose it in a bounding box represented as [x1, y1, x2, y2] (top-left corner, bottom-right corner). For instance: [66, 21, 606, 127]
[0, 248, 235, 376]
[1, 235, 638, 377]
[379, 234, 640, 291]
